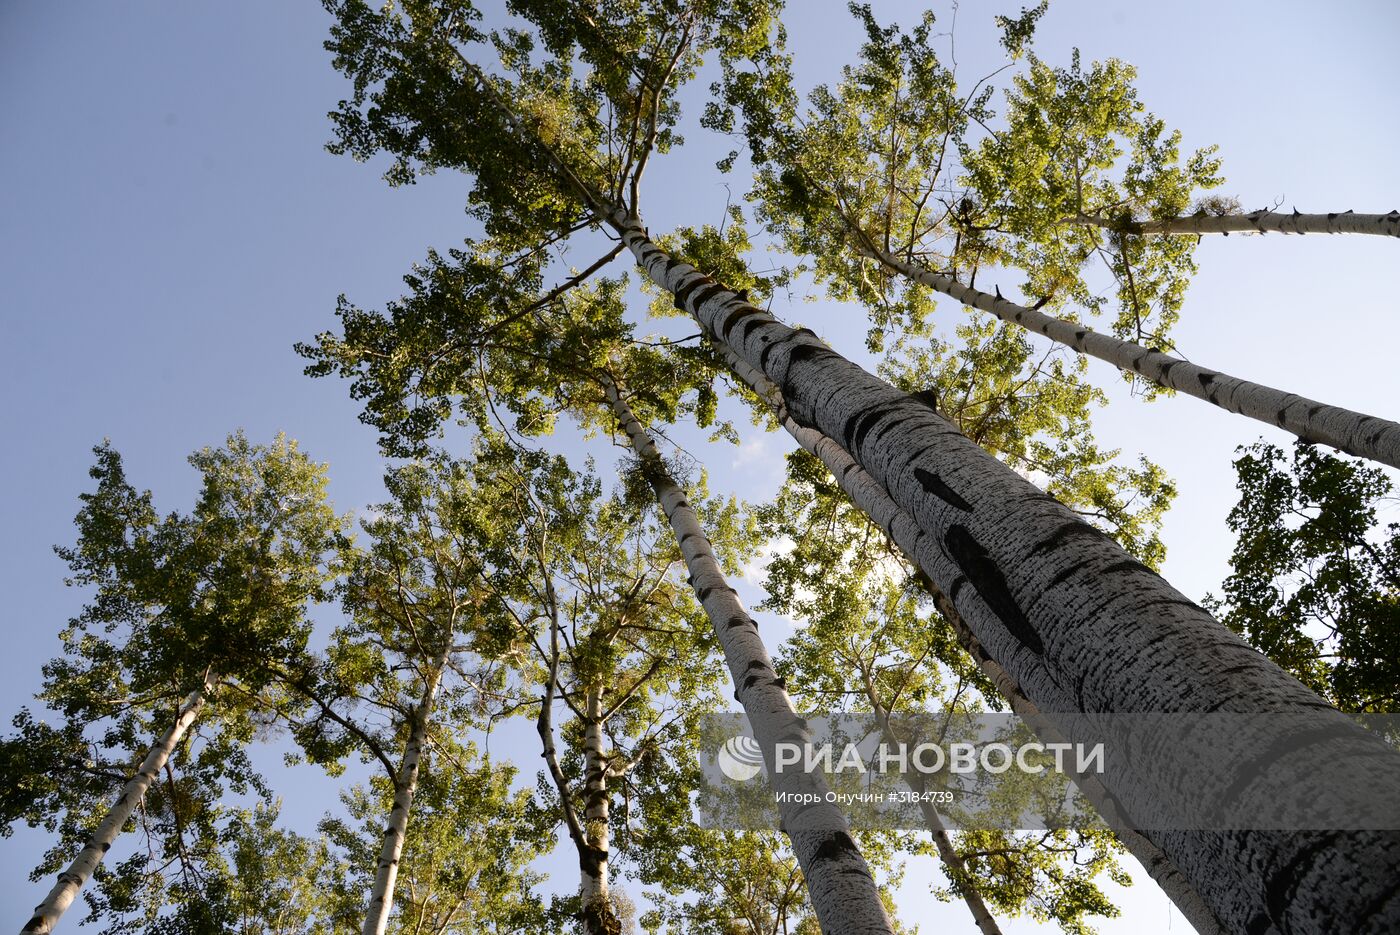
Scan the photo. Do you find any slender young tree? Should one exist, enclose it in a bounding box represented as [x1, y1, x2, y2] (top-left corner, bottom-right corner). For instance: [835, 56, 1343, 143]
[282, 456, 527, 934]
[637, 828, 819, 934]
[460, 437, 729, 934]
[213, 802, 345, 935]
[317, 734, 551, 935]
[862, 244, 1400, 469]
[315, 3, 1400, 930]
[600, 372, 900, 933]
[18, 433, 347, 935]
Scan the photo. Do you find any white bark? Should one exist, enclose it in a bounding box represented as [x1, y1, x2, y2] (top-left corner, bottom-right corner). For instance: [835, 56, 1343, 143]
[579, 689, 613, 935]
[865, 245, 1400, 471]
[718, 341, 1229, 935]
[22, 672, 215, 935]
[360, 638, 453, 935]
[600, 374, 896, 935]
[1068, 209, 1400, 238]
[533, 605, 617, 934]
[609, 210, 1400, 935]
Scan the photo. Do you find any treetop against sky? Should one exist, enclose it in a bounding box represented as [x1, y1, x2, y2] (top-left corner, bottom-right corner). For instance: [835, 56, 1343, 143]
[2, 1, 1399, 932]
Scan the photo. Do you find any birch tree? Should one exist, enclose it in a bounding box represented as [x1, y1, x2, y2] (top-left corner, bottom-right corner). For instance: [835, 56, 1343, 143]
[16, 433, 347, 934]
[637, 828, 818, 934]
[313, 2, 1400, 930]
[213, 802, 344, 935]
[762, 449, 1128, 935]
[702, 325, 1232, 935]
[282, 455, 529, 934]
[717, 5, 1400, 469]
[1065, 207, 1400, 239]
[466, 436, 729, 934]
[317, 733, 551, 935]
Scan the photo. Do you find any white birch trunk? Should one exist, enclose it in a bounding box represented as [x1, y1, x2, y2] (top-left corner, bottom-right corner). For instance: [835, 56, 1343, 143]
[1067, 209, 1400, 238]
[865, 245, 1400, 471]
[22, 672, 215, 935]
[717, 341, 1230, 935]
[600, 374, 897, 935]
[360, 639, 453, 935]
[608, 210, 1400, 935]
[578, 689, 614, 935]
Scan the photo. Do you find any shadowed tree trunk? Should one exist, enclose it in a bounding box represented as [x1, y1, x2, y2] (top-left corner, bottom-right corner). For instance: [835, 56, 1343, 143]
[1067, 208, 1400, 238]
[860, 242, 1400, 471]
[360, 636, 454, 935]
[714, 340, 1230, 935]
[609, 213, 1400, 935]
[22, 671, 216, 935]
[600, 373, 897, 935]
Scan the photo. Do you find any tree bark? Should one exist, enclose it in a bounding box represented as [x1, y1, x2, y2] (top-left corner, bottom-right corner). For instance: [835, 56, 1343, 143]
[1067, 209, 1400, 238]
[862, 244, 1400, 471]
[360, 637, 454, 935]
[716, 341, 1230, 935]
[609, 211, 1400, 935]
[22, 671, 216, 935]
[600, 373, 897, 935]
[534, 601, 620, 934]
[578, 688, 616, 935]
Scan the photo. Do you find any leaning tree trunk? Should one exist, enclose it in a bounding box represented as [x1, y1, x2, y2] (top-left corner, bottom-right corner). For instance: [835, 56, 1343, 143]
[715, 341, 1230, 935]
[600, 374, 897, 935]
[856, 667, 1004, 935]
[1067, 208, 1400, 238]
[22, 671, 216, 935]
[360, 638, 453, 935]
[608, 210, 1400, 935]
[862, 243, 1400, 471]
[578, 689, 616, 935]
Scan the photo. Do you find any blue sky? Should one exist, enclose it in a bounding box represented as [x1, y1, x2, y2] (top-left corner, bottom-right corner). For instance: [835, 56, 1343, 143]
[3, 0, 1399, 931]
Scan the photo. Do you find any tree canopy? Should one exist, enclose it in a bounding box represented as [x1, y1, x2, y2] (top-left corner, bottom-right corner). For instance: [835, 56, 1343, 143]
[7, 3, 1400, 934]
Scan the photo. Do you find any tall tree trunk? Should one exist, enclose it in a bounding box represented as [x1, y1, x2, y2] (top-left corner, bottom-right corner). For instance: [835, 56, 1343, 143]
[22, 671, 216, 935]
[578, 689, 616, 935]
[855, 664, 1004, 935]
[860, 243, 1400, 470]
[600, 374, 897, 935]
[360, 638, 454, 935]
[1067, 209, 1400, 238]
[534, 603, 620, 934]
[608, 211, 1400, 935]
[715, 341, 1230, 935]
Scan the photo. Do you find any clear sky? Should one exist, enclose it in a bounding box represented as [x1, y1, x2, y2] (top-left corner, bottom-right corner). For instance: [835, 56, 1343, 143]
[3, 1, 1399, 931]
